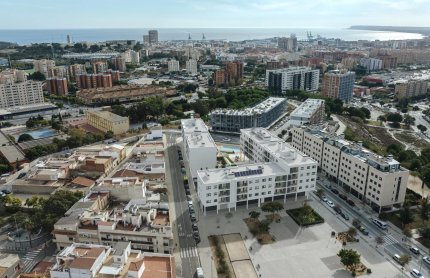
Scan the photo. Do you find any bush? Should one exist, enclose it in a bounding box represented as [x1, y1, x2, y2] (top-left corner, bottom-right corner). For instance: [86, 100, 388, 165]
[286, 207, 325, 226]
[352, 271, 356, 277]
[367, 268, 372, 274]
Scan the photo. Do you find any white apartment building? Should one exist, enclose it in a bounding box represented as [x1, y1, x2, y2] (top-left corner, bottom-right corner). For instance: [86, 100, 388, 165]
[360, 57, 383, 71]
[186, 59, 198, 75]
[167, 59, 180, 72]
[197, 128, 317, 214]
[291, 126, 409, 211]
[181, 118, 217, 179]
[33, 59, 55, 77]
[288, 99, 325, 127]
[0, 80, 44, 108]
[265, 67, 320, 93]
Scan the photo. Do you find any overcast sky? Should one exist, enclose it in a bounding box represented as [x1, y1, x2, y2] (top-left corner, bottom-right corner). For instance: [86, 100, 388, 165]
[2, 0, 430, 29]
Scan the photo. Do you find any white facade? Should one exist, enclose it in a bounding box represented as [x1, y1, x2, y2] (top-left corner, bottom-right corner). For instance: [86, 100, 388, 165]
[167, 59, 180, 72]
[181, 118, 217, 179]
[288, 99, 325, 127]
[33, 59, 55, 77]
[0, 81, 44, 108]
[186, 59, 198, 75]
[265, 67, 319, 93]
[291, 127, 409, 210]
[130, 50, 140, 64]
[360, 58, 383, 71]
[197, 128, 317, 214]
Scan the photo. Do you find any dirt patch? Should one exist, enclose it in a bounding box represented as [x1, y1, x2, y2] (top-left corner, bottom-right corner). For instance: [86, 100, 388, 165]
[393, 131, 430, 150]
[208, 235, 236, 278]
[243, 218, 274, 244]
[337, 232, 358, 243]
[265, 213, 281, 222]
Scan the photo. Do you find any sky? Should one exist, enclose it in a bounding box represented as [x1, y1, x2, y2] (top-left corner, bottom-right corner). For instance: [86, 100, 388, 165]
[1, 0, 430, 29]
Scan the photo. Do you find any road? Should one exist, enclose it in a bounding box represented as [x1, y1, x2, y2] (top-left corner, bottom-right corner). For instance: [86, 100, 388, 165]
[317, 177, 430, 276]
[165, 133, 200, 278]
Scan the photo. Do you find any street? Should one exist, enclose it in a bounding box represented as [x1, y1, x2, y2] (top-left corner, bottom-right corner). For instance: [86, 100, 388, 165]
[317, 177, 430, 276]
[165, 133, 200, 278]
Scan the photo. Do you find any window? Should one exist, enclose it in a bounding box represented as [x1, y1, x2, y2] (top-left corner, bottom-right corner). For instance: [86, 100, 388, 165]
[206, 186, 211, 190]
[207, 200, 211, 204]
[206, 193, 211, 197]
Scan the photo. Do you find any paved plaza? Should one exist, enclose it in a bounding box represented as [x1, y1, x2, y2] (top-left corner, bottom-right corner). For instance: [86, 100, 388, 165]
[196, 196, 405, 278]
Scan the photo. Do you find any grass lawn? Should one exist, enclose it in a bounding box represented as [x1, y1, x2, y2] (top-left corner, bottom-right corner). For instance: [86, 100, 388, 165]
[394, 131, 430, 149]
[367, 120, 383, 126]
[286, 207, 324, 226]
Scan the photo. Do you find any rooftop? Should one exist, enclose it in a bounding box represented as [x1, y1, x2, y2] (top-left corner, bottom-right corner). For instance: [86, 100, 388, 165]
[210, 97, 285, 116]
[290, 99, 325, 118]
[185, 133, 216, 149]
[86, 110, 128, 123]
[180, 118, 209, 134]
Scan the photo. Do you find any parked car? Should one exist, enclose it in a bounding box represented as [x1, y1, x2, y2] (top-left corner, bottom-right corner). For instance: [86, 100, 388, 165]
[359, 226, 369, 235]
[192, 223, 198, 231]
[326, 201, 335, 208]
[190, 213, 197, 222]
[340, 212, 349, 220]
[347, 199, 355, 206]
[195, 267, 204, 278]
[189, 206, 195, 214]
[410, 269, 424, 278]
[339, 194, 347, 200]
[334, 206, 341, 214]
[185, 188, 191, 195]
[1, 189, 11, 194]
[17, 172, 26, 179]
[0, 192, 5, 198]
[410, 247, 420, 255]
[322, 196, 328, 202]
[423, 256, 430, 267]
[186, 195, 192, 201]
[331, 188, 339, 195]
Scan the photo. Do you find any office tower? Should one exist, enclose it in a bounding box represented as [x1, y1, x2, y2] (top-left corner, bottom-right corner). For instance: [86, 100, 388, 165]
[167, 59, 180, 72]
[321, 70, 355, 102]
[186, 59, 198, 75]
[0, 81, 44, 108]
[111, 57, 126, 72]
[33, 59, 55, 77]
[148, 30, 158, 44]
[265, 67, 319, 94]
[47, 78, 68, 95]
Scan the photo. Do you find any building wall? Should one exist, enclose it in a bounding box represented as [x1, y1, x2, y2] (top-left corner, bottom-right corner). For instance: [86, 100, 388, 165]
[0, 81, 44, 108]
[85, 111, 129, 135]
[321, 71, 355, 102]
[265, 67, 319, 93]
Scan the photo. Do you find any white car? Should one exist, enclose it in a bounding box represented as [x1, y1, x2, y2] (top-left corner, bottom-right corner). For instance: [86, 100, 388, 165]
[326, 200, 335, 208]
[411, 269, 424, 278]
[322, 196, 328, 202]
[423, 256, 430, 267]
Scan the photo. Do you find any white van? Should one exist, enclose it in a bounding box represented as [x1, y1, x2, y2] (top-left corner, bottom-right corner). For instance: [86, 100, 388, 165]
[196, 267, 204, 278]
[373, 219, 388, 230]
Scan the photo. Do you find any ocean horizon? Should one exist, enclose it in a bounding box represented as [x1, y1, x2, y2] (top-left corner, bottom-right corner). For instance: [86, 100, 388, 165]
[0, 27, 425, 45]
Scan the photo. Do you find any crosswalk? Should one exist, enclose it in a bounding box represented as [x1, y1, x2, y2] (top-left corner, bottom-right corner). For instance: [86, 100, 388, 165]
[178, 232, 193, 238]
[382, 234, 399, 246]
[20, 246, 44, 273]
[180, 247, 198, 258]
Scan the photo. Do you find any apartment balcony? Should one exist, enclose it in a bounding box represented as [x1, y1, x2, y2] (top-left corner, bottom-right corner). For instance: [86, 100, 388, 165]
[275, 189, 286, 195]
[220, 197, 230, 203]
[219, 185, 230, 190]
[219, 191, 230, 197]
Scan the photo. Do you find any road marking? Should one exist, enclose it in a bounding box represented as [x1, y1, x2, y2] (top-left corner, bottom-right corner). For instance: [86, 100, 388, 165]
[383, 234, 398, 246]
[180, 247, 198, 258]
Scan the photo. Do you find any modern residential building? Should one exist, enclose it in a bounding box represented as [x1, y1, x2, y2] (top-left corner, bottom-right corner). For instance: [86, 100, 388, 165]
[0, 69, 27, 84]
[86, 110, 129, 135]
[277, 36, 298, 52]
[0, 80, 44, 108]
[209, 97, 286, 133]
[69, 64, 87, 79]
[288, 99, 325, 127]
[395, 80, 429, 99]
[92, 61, 108, 73]
[321, 70, 355, 102]
[53, 190, 173, 254]
[47, 77, 68, 95]
[291, 126, 409, 211]
[360, 57, 383, 72]
[130, 50, 140, 64]
[50, 242, 175, 278]
[47, 66, 69, 80]
[76, 73, 113, 89]
[148, 30, 159, 44]
[377, 55, 398, 69]
[213, 69, 226, 87]
[186, 59, 198, 75]
[197, 128, 317, 214]
[181, 118, 217, 179]
[265, 67, 319, 93]
[167, 59, 180, 72]
[33, 59, 55, 77]
[112, 57, 126, 72]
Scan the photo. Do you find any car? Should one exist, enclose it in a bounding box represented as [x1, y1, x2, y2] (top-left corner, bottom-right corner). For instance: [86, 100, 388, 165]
[334, 206, 341, 214]
[321, 196, 328, 202]
[339, 194, 347, 200]
[17, 172, 26, 179]
[325, 183, 332, 189]
[423, 256, 430, 267]
[340, 212, 350, 220]
[410, 247, 420, 255]
[326, 201, 335, 208]
[331, 188, 339, 195]
[184, 183, 189, 190]
[359, 226, 369, 235]
[188, 200, 193, 206]
[393, 254, 401, 263]
[0, 192, 5, 198]
[189, 206, 195, 214]
[347, 199, 355, 206]
[190, 213, 197, 222]
[1, 189, 11, 195]
[410, 269, 424, 278]
[195, 267, 204, 278]
[185, 189, 191, 195]
[192, 223, 198, 231]
[186, 195, 192, 201]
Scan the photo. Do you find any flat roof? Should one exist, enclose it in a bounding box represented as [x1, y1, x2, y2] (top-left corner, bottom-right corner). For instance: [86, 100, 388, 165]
[290, 99, 325, 118]
[185, 133, 216, 149]
[181, 118, 208, 134]
[86, 110, 128, 123]
[210, 97, 285, 116]
[0, 145, 25, 163]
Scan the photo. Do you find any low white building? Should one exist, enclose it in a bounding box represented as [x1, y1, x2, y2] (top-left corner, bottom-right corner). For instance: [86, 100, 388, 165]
[181, 118, 217, 179]
[291, 126, 409, 211]
[186, 59, 198, 75]
[197, 127, 317, 214]
[167, 59, 180, 72]
[288, 99, 325, 127]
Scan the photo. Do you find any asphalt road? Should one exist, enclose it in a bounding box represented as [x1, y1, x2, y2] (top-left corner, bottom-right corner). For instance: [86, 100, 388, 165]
[165, 133, 200, 278]
[317, 178, 430, 276]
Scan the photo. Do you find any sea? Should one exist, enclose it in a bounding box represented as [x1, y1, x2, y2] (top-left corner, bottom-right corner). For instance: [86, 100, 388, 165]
[0, 28, 425, 45]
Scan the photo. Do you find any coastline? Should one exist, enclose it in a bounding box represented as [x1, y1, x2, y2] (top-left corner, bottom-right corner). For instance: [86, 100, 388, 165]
[349, 25, 430, 37]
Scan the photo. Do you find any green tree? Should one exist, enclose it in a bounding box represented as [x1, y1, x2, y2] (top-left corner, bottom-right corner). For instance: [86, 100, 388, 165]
[248, 211, 260, 221]
[386, 113, 403, 123]
[420, 197, 430, 224]
[28, 71, 45, 81]
[375, 236, 384, 247]
[315, 188, 324, 198]
[338, 249, 361, 271]
[261, 201, 284, 219]
[403, 114, 415, 127]
[352, 218, 361, 228]
[17, 133, 33, 143]
[347, 227, 357, 238]
[23, 217, 36, 247]
[377, 115, 387, 122]
[399, 205, 414, 228]
[418, 124, 428, 133]
[398, 254, 411, 267]
[258, 219, 271, 233]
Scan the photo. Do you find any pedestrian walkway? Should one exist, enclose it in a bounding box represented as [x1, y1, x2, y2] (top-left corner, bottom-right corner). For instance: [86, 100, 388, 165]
[20, 246, 44, 273]
[178, 232, 193, 238]
[180, 247, 198, 258]
[383, 234, 398, 247]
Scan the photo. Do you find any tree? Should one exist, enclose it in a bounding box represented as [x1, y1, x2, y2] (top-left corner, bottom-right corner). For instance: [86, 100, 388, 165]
[418, 124, 428, 134]
[261, 201, 284, 219]
[5, 195, 22, 211]
[258, 219, 271, 233]
[338, 249, 361, 271]
[399, 205, 414, 228]
[420, 197, 430, 224]
[386, 113, 403, 123]
[352, 218, 361, 228]
[403, 114, 415, 127]
[315, 188, 324, 198]
[347, 227, 357, 238]
[17, 133, 33, 143]
[377, 115, 387, 123]
[23, 217, 36, 247]
[375, 236, 384, 247]
[398, 254, 411, 267]
[28, 71, 45, 81]
[249, 211, 260, 221]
